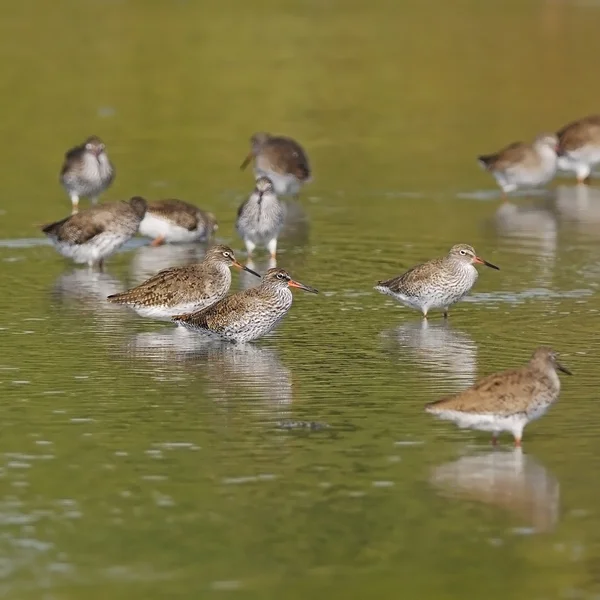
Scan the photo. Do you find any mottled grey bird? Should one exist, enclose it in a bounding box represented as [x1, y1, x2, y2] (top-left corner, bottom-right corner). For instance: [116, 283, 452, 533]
[236, 177, 286, 258]
[478, 133, 558, 198]
[173, 268, 318, 343]
[240, 132, 311, 198]
[42, 197, 147, 269]
[375, 244, 499, 319]
[106, 244, 259, 320]
[138, 199, 218, 246]
[60, 136, 115, 213]
[425, 347, 571, 447]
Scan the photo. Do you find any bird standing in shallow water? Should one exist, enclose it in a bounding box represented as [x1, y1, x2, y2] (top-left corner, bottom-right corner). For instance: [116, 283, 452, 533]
[138, 199, 218, 246]
[106, 244, 259, 320]
[60, 136, 115, 214]
[478, 133, 558, 198]
[173, 268, 318, 343]
[375, 244, 499, 319]
[42, 196, 147, 269]
[240, 132, 311, 199]
[425, 347, 572, 447]
[236, 177, 286, 259]
[556, 114, 600, 184]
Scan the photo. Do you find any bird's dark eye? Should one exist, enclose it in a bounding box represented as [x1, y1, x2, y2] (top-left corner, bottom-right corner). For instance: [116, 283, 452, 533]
[276, 272, 286, 280]
[459, 250, 466, 256]
[223, 252, 231, 258]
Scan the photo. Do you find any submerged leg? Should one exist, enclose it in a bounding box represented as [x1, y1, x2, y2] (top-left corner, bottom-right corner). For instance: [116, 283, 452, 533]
[443, 308, 449, 319]
[267, 237, 278, 259]
[151, 236, 166, 247]
[244, 239, 256, 257]
[70, 194, 79, 214]
[491, 433, 498, 446]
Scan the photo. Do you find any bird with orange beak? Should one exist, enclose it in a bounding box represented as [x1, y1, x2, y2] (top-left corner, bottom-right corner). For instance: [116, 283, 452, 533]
[375, 244, 499, 319]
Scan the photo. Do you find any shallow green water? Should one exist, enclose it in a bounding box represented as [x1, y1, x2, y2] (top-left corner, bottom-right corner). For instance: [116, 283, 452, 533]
[2, 0, 600, 598]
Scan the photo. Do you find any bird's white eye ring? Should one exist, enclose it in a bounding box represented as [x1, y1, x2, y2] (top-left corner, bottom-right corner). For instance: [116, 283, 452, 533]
[459, 250, 466, 256]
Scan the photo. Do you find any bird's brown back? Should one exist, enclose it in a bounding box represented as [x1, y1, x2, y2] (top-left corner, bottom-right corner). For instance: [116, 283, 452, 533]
[426, 366, 548, 415]
[261, 137, 311, 180]
[174, 287, 265, 331]
[378, 258, 446, 294]
[479, 141, 539, 171]
[557, 115, 600, 152]
[147, 199, 202, 231]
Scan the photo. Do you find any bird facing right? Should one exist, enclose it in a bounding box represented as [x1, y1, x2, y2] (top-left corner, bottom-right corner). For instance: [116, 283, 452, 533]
[236, 176, 286, 259]
[173, 268, 318, 343]
[240, 132, 311, 198]
[477, 133, 558, 198]
[60, 136, 115, 213]
[425, 347, 572, 447]
[375, 244, 499, 319]
[107, 244, 260, 320]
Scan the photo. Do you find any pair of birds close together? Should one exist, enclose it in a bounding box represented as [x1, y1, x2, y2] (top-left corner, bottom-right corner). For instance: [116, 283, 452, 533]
[55, 132, 312, 259]
[479, 114, 600, 196]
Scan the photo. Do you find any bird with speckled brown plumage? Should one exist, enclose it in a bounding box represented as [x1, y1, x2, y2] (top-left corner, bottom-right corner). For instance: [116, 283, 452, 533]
[240, 132, 311, 199]
[42, 196, 146, 269]
[107, 245, 259, 320]
[425, 347, 572, 447]
[173, 268, 318, 343]
[375, 244, 499, 319]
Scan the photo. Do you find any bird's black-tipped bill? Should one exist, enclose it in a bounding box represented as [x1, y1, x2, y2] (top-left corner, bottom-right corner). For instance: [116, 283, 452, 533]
[233, 261, 261, 278]
[557, 362, 572, 376]
[288, 279, 319, 294]
[475, 256, 500, 270]
[240, 153, 252, 170]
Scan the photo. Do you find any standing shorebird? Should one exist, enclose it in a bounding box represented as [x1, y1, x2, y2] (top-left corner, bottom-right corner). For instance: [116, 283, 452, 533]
[173, 268, 318, 343]
[375, 244, 499, 319]
[60, 136, 115, 213]
[236, 177, 286, 258]
[106, 244, 259, 320]
[138, 199, 218, 246]
[556, 114, 600, 184]
[477, 133, 558, 198]
[425, 347, 572, 447]
[240, 132, 311, 198]
[42, 197, 146, 269]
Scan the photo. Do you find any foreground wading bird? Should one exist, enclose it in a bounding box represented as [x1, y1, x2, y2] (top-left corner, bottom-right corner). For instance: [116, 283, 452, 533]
[106, 244, 259, 320]
[240, 132, 311, 198]
[425, 347, 572, 447]
[173, 268, 318, 343]
[138, 199, 218, 246]
[236, 177, 286, 259]
[478, 133, 558, 198]
[375, 244, 499, 319]
[60, 135, 115, 214]
[42, 196, 146, 269]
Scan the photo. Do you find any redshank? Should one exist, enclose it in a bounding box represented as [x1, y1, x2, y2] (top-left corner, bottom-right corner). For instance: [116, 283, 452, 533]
[42, 196, 147, 269]
[478, 133, 558, 198]
[425, 347, 571, 447]
[236, 176, 286, 258]
[60, 136, 115, 214]
[375, 244, 499, 319]
[107, 244, 259, 320]
[556, 114, 600, 184]
[240, 132, 311, 198]
[173, 268, 318, 343]
[138, 199, 218, 246]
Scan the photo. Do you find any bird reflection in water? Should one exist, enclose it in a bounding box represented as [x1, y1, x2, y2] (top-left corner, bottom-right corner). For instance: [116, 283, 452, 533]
[430, 448, 559, 533]
[125, 331, 292, 412]
[553, 184, 600, 236]
[381, 320, 477, 388]
[129, 242, 208, 284]
[492, 200, 557, 287]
